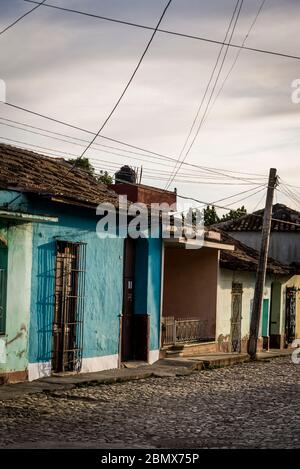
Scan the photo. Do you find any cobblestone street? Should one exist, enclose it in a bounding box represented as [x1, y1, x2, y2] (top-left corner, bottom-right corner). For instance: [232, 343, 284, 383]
[0, 357, 299, 449]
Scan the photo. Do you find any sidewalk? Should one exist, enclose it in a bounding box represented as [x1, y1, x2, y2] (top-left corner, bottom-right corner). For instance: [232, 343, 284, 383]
[0, 349, 292, 401]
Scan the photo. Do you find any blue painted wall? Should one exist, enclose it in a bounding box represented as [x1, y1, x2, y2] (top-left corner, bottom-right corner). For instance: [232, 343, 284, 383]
[0, 191, 163, 368]
[28, 201, 124, 364]
[134, 238, 162, 351]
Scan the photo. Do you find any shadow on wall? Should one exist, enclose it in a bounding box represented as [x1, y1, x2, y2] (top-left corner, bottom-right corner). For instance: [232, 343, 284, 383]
[36, 241, 55, 363]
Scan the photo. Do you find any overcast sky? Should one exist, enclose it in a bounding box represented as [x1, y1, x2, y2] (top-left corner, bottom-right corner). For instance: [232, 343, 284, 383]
[0, 0, 300, 213]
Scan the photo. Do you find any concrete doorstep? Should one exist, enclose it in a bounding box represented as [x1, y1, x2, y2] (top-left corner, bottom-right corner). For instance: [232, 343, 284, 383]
[0, 349, 292, 401]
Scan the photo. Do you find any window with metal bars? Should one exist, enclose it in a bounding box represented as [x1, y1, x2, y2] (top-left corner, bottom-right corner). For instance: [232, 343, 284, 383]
[52, 240, 86, 373]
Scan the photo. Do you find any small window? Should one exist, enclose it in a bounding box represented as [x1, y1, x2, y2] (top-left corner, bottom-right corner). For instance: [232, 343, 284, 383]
[0, 245, 8, 335]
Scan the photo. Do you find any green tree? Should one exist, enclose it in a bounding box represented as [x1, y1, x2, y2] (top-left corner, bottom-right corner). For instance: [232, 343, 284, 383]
[68, 157, 95, 176]
[204, 205, 220, 226]
[220, 205, 247, 222]
[68, 157, 112, 185]
[96, 170, 113, 185]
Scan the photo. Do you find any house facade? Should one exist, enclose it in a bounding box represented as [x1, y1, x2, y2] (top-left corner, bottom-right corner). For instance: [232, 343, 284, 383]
[160, 231, 234, 355]
[0, 144, 165, 383]
[216, 232, 300, 353]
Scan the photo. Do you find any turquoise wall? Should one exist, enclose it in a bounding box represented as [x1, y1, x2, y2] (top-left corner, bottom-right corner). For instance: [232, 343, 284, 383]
[28, 201, 124, 364]
[147, 238, 162, 351]
[134, 238, 162, 351]
[0, 190, 163, 371]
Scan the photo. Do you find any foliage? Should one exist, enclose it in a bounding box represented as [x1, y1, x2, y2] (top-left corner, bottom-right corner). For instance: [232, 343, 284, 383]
[204, 205, 248, 226]
[220, 205, 247, 222]
[68, 157, 113, 185]
[97, 171, 113, 185]
[204, 205, 220, 226]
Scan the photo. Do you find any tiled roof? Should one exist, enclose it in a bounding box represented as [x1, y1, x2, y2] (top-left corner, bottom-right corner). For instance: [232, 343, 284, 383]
[215, 204, 300, 232]
[217, 230, 295, 275]
[0, 144, 119, 207]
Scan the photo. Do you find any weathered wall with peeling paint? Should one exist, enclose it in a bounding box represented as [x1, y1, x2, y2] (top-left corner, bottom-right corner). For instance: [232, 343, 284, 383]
[28, 201, 124, 367]
[217, 269, 272, 349]
[0, 220, 32, 376]
[281, 275, 300, 339]
[217, 269, 299, 349]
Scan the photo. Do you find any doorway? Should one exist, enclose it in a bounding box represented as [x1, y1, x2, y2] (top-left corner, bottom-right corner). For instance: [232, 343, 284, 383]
[269, 282, 282, 348]
[121, 238, 135, 362]
[285, 287, 296, 347]
[121, 238, 150, 363]
[52, 241, 86, 373]
[230, 283, 243, 352]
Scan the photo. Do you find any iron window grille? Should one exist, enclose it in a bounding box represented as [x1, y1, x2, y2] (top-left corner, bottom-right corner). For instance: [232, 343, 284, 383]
[53, 240, 87, 373]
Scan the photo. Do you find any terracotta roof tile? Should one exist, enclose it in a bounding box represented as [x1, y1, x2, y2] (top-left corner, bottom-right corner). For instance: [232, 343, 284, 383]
[0, 143, 119, 207]
[216, 229, 295, 275]
[215, 204, 300, 232]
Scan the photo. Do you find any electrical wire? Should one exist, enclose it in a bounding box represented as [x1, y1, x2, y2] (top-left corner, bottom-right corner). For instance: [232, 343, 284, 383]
[166, 0, 244, 189]
[203, 0, 267, 124]
[173, 184, 267, 215]
[0, 107, 267, 182]
[0, 120, 266, 179]
[22, 0, 300, 62]
[164, 0, 241, 189]
[0, 135, 265, 187]
[0, 0, 47, 36]
[45, 0, 173, 193]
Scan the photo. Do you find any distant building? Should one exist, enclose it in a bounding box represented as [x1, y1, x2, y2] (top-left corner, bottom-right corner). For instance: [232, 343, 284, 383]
[216, 204, 300, 265]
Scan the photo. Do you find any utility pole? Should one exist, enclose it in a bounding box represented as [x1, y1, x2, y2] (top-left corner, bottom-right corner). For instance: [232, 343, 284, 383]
[248, 168, 278, 360]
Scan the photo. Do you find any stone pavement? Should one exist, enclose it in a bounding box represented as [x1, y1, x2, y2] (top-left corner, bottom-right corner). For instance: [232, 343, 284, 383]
[0, 349, 292, 401]
[0, 356, 299, 449]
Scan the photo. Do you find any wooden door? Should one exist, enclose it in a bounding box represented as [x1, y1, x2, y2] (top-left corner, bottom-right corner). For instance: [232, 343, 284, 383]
[230, 283, 243, 353]
[285, 287, 296, 346]
[121, 238, 135, 361]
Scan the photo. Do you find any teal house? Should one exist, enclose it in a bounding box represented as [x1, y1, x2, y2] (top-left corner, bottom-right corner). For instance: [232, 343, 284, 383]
[0, 144, 163, 383]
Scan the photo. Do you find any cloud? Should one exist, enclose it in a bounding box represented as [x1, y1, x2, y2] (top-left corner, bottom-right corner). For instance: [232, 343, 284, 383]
[0, 0, 300, 211]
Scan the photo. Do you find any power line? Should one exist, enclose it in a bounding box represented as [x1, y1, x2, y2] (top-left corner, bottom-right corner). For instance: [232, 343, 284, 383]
[164, 0, 241, 189]
[174, 184, 267, 214]
[0, 135, 265, 187]
[0, 119, 266, 179]
[276, 186, 300, 209]
[47, 0, 173, 191]
[23, 0, 300, 62]
[0, 105, 267, 181]
[166, 0, 244, 189]
[0, 0, 47, 36]
[203, 0, 266, 125]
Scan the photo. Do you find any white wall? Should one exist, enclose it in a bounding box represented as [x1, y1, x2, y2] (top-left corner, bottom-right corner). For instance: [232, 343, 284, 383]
[217, 269, 272, 343]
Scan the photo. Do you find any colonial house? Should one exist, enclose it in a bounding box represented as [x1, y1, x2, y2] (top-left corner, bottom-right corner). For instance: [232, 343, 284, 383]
[111, 177, 235, 358]
[159, 226, 299, 357]
[217, 203, 300, 265]
[0, 144, 165, 383]
[217, 205, 300, 346]
[217, 232, 300, 353]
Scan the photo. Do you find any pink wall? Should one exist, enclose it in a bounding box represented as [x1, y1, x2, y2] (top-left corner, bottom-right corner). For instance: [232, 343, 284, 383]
[162, 247, 219, 339]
